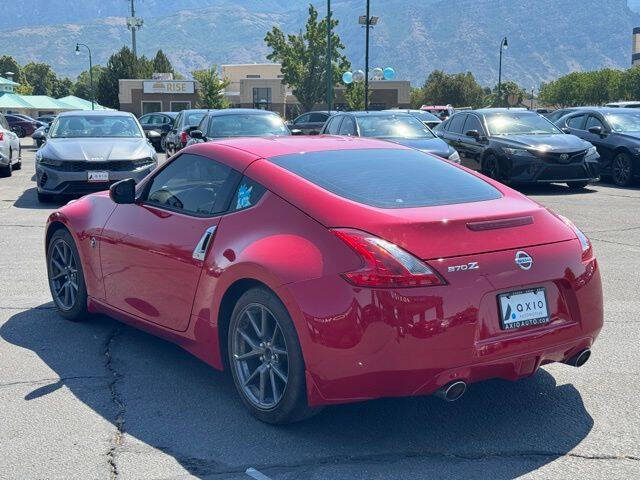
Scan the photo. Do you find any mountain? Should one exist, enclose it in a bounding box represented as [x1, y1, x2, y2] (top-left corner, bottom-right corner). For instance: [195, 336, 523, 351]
[1, 0, 638, 87]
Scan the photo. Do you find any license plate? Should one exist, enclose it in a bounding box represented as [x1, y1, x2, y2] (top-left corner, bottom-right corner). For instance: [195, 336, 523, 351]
[87, 171, 109, 182]
[498, 288, 549, 330]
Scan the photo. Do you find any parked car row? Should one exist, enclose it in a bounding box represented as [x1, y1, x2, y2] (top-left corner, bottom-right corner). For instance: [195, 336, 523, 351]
[0, 113, 22, 176]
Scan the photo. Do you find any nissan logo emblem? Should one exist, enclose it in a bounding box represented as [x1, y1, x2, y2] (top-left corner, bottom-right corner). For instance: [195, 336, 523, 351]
[515, 251, 533, 270]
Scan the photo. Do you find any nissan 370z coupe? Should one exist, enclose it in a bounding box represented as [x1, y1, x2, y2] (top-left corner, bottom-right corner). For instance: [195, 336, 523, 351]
[45, 136, 603, 424]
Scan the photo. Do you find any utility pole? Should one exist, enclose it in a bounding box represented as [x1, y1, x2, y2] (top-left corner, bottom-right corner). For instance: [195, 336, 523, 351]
[126, 0, 143, 58]
[364, 0, 370, 111]
[326, 0, 333, 112]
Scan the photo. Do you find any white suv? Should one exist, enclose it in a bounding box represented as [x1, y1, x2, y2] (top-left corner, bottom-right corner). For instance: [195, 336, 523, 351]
[0, 113, 21, 177]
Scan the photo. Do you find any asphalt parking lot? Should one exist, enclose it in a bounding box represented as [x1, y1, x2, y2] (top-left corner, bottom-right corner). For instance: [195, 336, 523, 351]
[0, 139, 639, 480]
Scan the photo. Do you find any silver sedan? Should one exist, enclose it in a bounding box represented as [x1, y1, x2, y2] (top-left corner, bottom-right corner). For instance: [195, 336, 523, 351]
[35, 111, 157, 203]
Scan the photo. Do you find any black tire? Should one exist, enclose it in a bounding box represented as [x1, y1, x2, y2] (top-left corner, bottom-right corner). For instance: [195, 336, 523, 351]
[612, 152, 635, 187]
[37, 191, 56, 203]
[567, 181, 589, 190]
[482, 154, 501, 182]
[0, 155, 12, 177]
[227, 287, 320, 424]
[46, 229, 88, 321]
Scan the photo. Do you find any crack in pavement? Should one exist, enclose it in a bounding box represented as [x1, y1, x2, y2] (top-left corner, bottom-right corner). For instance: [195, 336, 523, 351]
[0, 305, 56, 311]
[589, 237, 640, 249]
[0, 224, 45, 228]
[154, 448, 640, 477]
[104, 326, 125, 480]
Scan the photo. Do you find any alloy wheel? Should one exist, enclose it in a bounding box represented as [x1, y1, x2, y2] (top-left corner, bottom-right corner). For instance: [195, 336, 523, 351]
[613, 154, 632, 186]
[232, 303, 289, 410]
[49, 239, 79, 311]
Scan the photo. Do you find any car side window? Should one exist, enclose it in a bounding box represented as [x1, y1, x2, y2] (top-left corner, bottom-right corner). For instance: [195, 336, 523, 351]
[295, 114, 311, 124]
[0, 115, 8, 130]
[173, 113, 182, 129]
[586, 115, 605, 130]
[309, 112, 328, 123]
[139, 115, 151, 125]
[326, 116, 343, 134]
[567, 114, 586, 130]
[230, 176, 267, 211]
[448, 114, 467, 134]
[145, 153, 238, 216]
[463, 115, 483, 135]
[339, 116, 356, 135]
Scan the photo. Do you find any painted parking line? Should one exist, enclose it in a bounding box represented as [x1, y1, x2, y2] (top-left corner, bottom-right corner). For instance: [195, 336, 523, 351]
[245, 467, 273, 480]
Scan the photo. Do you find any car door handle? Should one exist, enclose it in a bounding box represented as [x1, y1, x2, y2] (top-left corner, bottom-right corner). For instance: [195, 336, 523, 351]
[192, 226, 217, 261]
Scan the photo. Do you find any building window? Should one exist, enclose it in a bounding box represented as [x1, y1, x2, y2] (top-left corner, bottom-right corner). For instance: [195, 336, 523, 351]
[246, 75, 261, 78]
[142, 101, 162, 114]
[253, 87, 272, 110]
[277, 75, 284, 79]
[170, 101, 191, 112]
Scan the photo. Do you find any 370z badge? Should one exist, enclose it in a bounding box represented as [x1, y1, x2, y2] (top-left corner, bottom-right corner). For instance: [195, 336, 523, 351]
[448, 262, 479, 272]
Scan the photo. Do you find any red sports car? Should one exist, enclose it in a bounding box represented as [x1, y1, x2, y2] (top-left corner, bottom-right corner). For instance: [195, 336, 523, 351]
[45, 136, 603, 424]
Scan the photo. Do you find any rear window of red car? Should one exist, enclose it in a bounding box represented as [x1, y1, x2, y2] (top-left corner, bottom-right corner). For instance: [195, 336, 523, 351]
[269, 148, 502, 208]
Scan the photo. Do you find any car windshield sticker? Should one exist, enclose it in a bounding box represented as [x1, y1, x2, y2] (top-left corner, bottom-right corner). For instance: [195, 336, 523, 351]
[236, 184, 253, 209]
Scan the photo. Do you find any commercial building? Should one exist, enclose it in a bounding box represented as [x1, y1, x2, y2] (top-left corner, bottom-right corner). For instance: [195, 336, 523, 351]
[222, 63, 411, 118]
[118, 75, 199, 116]
[633, 27, 640, 66]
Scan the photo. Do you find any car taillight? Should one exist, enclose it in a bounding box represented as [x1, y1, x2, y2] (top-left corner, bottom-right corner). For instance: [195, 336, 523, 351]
[558, 215, 593, 261]
[331, 228, 446, 288]
[0, 132, 3, 141]
[180, 131, 188, 144]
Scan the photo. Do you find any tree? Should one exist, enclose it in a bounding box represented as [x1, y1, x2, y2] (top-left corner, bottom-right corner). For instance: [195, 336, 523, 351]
[487, 81, 526, 107]
[74, 66, 105, 101]
[97, 47, 138, 109]
[22, 62, 57, 95]
[14, 83, 33, 95]
[415, 71, 486, 108]
[265, 4, 350, 112]
[191, 66, 230, 109]
[153, 50, 174, 74]
[343, 82, 371, 111]
[137, 55, 154, 79]
[52, 78, 74, 98]
[0, 55, 22, 84]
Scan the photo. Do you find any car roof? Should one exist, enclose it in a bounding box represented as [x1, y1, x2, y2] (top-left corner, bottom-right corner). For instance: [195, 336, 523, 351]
[563, 107, 634, 114]
[186, 135, 405, 166]
[58, 110, 133, 117]
[204, 108, 281, 117]
[345, 111, 414, 118]
[471, 108, 532, 114]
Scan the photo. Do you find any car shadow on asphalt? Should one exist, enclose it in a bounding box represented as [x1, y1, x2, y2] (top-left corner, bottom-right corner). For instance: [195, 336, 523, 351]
[1, 306, 594, 479]
[13, 187, 67, 210]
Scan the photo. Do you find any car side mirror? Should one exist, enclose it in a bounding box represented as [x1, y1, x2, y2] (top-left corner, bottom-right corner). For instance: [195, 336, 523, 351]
[588, 126, 605, 136]
[290, 129, 303, 136]
[189, 129, 204, 140]
[465, 129, 480, 139]
[109, 178, 136, 204]
[561, 127, 571, 134]
[145, 130, 161, 139]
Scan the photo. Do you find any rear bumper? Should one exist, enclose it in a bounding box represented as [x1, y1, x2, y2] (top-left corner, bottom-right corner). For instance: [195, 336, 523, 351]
[281, 240, 603, 406]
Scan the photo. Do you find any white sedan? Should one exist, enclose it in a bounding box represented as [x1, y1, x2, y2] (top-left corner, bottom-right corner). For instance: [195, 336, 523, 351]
[0, 113, 21, 177]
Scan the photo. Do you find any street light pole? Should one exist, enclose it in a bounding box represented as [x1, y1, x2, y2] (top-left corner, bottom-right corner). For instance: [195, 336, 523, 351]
[364, 0, 370, 111]
[497, 36, 508, 107]
[76, 43, 94, 110]
[327, 0, 333, 112]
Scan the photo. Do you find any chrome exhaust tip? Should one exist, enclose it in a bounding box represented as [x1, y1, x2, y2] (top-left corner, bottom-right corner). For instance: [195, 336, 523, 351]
[564, 348, 591, 367]
[434, 380, 467, 402]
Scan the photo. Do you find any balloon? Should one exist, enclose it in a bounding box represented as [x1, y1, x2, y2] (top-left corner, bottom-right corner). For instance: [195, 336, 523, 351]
[383, 67, 396, 80]
[342, 71, 353, 84]
[372, 67, 384, 80]
[353, 69, 365, 83]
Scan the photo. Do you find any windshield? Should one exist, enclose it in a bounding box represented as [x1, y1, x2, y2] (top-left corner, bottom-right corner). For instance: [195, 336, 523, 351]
[49, 115, 143, 138]
[411, 111, 441, 123]
[485, 113, 561, 135]
[605, 112, 640, 132]
[358, 115, 436, 139]
[185, 112, 207, 126]
[207, 114, 289, 138]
